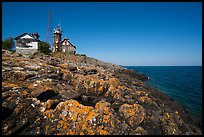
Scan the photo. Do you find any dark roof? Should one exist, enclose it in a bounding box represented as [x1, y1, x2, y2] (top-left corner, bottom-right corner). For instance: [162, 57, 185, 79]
[61, 38, 76, 49]
[60, 38, 68, 43]
[14, 32, 40, 41]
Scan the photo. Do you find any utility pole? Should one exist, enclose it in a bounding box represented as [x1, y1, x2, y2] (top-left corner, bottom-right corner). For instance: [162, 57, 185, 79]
[47, 9, 52, 50]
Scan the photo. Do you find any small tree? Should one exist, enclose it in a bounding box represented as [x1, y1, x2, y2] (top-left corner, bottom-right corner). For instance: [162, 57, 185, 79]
[38, 41, 51, 55]
[2, 37, 15, 50]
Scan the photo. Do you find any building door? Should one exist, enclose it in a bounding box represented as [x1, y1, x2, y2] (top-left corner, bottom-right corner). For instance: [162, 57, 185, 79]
[63, 48, 65, 52]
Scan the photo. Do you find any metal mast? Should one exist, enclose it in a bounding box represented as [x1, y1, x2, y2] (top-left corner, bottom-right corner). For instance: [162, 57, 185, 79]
[47, 9, 52, 49]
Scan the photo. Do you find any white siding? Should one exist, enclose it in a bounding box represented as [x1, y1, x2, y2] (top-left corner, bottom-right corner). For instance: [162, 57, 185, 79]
[28, 42, 38, 49]
[16, 41, 38, 49]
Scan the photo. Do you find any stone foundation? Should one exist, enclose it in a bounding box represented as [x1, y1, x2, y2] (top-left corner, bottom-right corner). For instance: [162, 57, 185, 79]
[16, 48, 37, 54]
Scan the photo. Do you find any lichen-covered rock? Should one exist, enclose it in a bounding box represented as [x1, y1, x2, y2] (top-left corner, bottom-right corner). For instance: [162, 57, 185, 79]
[94, 101, 115, 135]
[85, 67, 98, 75]
[44, 100, 115, 135]
[62, 72, 72, 84]
[119, 104, 145, 128]
[24, 64, 41, 71]
[2, 50, 202, 135]
[134, 126, 147, 135]
[159, 112, 182, 135]
[12, 71, 27, 81]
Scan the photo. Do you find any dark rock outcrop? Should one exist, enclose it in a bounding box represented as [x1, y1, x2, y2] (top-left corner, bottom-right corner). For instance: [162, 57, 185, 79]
[1, 50, 202, 135]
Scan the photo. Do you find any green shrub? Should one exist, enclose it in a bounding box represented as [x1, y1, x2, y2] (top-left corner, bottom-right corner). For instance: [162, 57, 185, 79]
[2, 37, 15, 50]
[38, 41, 52, 55]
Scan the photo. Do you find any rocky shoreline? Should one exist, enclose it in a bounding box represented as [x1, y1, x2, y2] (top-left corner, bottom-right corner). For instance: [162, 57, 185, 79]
[2, 50, 202, 135]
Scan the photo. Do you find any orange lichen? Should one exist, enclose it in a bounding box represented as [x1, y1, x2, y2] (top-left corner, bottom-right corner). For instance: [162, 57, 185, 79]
[118, 85, 125, 89]
[113, 92, 121, 100]
[85, 111, 98, 121]
[110, 121, 114, 128]
[95, 101, 111, 115]
[63, 125, 67, 129]
[87, 130, 94, 135]
[99, 129, 108, 135]
[119, 104, 145, 128]
[45, 125, 49, 131]
[22, 91, 28, 95]
[28, 84, 35, 89]
[72, 115, 77, 122]
[9, 83, 18, 87]
[51, 128, 55, 132]
[135, 90, 146, 96]
[103, 115, 110, 124]
[98, 86, 103, 93]
[108, 78, 118, 84]
[2, 82, 8, 87]
[166, 113, 170, 120]
[139, 96, 146, 102]
[105, 85, 117, 97]
[59, 63, 68, 69]
[83, 77, 110, 96]
[44, 86, 52, 91]
[69, 99, 80, 107]
[67, 130, 76, 135]
[81, 123, 87, 130]
[109, 84, 117, 91]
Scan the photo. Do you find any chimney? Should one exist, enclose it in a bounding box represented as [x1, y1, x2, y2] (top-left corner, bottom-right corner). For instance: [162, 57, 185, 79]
[33, 32, 40, 40]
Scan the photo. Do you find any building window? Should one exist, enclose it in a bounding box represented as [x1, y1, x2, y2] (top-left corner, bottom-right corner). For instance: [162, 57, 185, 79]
[63, 48, 65, 52]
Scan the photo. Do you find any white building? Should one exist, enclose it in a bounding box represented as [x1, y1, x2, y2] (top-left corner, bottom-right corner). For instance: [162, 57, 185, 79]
[14, 32, 40, 54]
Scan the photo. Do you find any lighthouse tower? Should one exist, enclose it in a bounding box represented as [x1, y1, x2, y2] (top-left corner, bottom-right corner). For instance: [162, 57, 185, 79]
[52, 24, 62, 52]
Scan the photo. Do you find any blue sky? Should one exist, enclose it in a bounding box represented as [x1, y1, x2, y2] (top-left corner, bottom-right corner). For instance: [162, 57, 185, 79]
[2, 2, 202, 66]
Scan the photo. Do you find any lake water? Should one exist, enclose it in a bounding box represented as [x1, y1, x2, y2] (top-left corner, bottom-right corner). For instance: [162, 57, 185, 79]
[124, 66, 202, 120]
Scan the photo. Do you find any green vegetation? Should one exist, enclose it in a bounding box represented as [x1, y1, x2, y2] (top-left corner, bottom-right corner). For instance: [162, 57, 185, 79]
[2, 37, 15, 51]
[87, 80, 91, 85]
[38, 41, 52, 55]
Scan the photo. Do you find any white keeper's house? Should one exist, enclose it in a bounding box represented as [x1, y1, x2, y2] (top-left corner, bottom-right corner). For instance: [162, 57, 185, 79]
[14, 32, 40, 54]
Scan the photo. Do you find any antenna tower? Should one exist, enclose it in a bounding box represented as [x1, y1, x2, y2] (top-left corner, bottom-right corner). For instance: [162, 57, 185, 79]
[47, 9, 52, 49]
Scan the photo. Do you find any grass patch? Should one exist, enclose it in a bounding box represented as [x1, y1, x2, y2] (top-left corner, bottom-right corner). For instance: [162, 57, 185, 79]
[87, 80, 91, 85]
